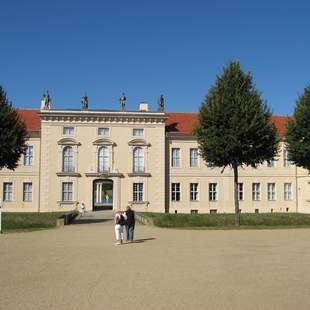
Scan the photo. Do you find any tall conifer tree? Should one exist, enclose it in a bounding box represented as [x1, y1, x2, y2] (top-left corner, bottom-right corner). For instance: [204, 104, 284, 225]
[194, 61, 279, 226]
[286, 85, 310, 170]
[0, 86, 28, 170]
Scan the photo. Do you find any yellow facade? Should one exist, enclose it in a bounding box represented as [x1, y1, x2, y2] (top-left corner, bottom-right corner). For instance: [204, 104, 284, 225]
[1, 108, 310, 214]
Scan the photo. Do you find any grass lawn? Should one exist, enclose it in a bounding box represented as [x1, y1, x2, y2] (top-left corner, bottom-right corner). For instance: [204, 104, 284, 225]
[1, 212, 66, 232]
[143, 212, 310, 229]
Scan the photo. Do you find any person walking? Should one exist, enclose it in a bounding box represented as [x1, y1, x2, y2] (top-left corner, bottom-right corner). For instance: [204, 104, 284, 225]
[125, 205, 135, 242]
[114, 210, 125, 245]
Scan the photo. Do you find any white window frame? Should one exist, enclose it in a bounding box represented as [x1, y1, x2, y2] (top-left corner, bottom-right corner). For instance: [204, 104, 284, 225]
[3, 182, 13, 202]
[238, 183, 244, 201]
[132, 128, 144, 137]
[133, 183, 143, 202]
[133, 147, 145, 173]
[252, 183, 261, 201]
[284, 183, 292, 201]
[171, 183, 180, 201]
[190, 183, 199, 201]
[63, 127, 75, 136]
[23, 182, 32, 202]
[267, 183, 276, 201]
[190, 148, 198, 168]
[209, 183, 218, 201]
[24, 145, 34, 166]
[98, 127, 110, 136]
[63, 146, 74, 172]
[98, 146, 110, 172]
[171, 148, 181, 167]
[62, 182, 73, 201]
[283, 149, 290, 167]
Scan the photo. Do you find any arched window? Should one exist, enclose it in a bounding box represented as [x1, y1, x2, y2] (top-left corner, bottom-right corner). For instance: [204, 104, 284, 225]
[98, 146, 109, 172]
[133, 147, 144, 172]
[63, 146, 74, 172]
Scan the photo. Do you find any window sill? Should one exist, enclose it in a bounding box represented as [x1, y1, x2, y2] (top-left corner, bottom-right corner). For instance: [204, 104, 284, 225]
[128, 172, 151, 177]
[57, 201, 77, 205]
[129, 201, 149, 205]
[57, 172, 81, 177]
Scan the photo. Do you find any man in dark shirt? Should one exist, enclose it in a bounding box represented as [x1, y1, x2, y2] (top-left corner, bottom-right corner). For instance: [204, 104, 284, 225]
[126, 205, 135, 242]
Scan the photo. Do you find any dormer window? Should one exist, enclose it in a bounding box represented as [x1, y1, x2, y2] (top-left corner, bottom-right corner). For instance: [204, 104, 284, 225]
[63, 127, 74, 135]
[98, 128, 110, 136]
[133, 128, 144, 137]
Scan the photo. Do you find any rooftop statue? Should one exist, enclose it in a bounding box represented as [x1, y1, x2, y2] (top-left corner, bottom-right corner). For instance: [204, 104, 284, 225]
[119, 92, 126, 111]
[81, 93, 88, 110]
[157, 94, 164, 112]
[40, 90, 51, 110]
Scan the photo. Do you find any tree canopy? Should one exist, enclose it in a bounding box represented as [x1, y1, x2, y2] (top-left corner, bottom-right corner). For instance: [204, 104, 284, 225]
[194, 61, 279, 225]
[0, 86, 28, 170]
[286, 85, 310, 170]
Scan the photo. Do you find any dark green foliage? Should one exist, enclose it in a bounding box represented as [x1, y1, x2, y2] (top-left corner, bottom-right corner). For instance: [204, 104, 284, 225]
[2, 212, 65, 231]
[194, 61, 279, 169]
[286, 85, 310, 170]
[143, 212, 310, 229]
[0, 86, 28, 170]
[194, 61, 279, 226]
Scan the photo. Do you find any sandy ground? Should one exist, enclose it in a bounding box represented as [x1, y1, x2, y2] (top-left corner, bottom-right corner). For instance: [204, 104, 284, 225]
[1, 212, 310, 310]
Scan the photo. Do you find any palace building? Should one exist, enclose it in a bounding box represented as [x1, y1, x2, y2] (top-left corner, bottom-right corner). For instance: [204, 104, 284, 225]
[1, 100, 310, 214]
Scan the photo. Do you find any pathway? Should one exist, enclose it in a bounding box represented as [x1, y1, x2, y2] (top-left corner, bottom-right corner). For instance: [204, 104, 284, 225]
[1, 219, 310, 310]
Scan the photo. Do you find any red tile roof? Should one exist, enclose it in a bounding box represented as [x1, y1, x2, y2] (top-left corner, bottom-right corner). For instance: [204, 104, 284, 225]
[15, 109, 290, 137]
[165, 112, 290, 137]
[17, 109, 41, 131]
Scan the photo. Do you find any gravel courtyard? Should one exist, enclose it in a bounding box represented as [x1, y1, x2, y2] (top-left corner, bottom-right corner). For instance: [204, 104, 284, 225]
[1, 213, 310, 310]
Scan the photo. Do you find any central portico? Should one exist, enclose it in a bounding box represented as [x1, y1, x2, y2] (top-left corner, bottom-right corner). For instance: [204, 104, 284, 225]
[38, 107, 166, 213]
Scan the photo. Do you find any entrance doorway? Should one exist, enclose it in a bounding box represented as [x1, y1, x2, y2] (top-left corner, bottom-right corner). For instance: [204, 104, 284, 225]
[93, 179, 113, 210]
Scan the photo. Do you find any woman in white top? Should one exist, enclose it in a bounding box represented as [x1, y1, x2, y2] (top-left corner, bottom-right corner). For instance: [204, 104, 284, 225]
[114, 210, 124, 245]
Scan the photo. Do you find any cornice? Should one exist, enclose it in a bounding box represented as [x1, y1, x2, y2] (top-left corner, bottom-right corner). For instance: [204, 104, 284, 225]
[40, 109, 167, 125]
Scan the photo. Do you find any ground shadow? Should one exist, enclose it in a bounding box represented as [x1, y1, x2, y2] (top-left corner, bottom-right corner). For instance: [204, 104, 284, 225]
[131, 237, 156, 243]
[72, 218, 113, 225]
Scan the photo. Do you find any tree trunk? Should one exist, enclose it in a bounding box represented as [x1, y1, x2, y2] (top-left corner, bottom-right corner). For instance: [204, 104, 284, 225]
[233, 164, 240, 226]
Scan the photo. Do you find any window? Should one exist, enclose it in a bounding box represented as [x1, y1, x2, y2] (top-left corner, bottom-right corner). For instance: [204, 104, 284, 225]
[133, 183, 143, 202]
[190, 209, 198, 214]
[133, 147, 144, 172]
[283, 149, 290, 167]
[252, 183, 260, 201]
[3, 182, 13, 201]
[238, 183, 244, 201]
[267, 183, 276, 201]
[23, 182, 32, 201]
[190, 148, 198, 167]
[171, 148, 180, 167]
[24, 145, 33, 166]
[133, 128, 144, 136]
[63, 127, 74, 135]
[190, 183, 199, 201]
[267, 159, 275, 168]
[98, 127, 110, 136]
[62, 182, 73, 201]
[284, 183, 292, 201]
[98, 146, 109, 172]
[171, 183, 180, 201]
[210, 209, 217, 214]
[63, 146, 74, 172]
[209, 183, 218, 201]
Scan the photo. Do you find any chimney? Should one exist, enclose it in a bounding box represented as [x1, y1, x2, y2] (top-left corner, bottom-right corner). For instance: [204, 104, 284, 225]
[139, 102, 149, 112]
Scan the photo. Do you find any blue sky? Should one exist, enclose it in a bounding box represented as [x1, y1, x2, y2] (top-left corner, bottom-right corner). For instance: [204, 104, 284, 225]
[1, 0, 309, 114]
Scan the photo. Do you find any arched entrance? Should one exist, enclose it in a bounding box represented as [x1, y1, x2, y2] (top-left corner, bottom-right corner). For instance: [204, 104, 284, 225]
[93, 179, 113, 210]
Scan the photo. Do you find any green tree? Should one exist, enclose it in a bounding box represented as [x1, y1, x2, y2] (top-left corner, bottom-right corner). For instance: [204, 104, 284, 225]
[286, 85, 310, 170]
[194, 61, 279, 226]
[0, 86, 28, 170]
